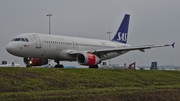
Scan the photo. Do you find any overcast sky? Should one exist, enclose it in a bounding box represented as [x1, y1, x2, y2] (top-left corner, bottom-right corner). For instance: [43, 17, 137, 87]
[0, 0, 179, 67]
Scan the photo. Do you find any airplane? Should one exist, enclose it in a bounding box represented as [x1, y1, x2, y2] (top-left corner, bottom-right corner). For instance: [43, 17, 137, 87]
[6, 14, 175, 68]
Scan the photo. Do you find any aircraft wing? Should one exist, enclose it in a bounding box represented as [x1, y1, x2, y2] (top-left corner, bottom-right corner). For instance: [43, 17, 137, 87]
[69, 42, 175, 55]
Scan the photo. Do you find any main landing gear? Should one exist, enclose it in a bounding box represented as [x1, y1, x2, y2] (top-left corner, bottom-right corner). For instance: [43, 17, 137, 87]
[89, 65, 98, 68]
[54, 60, 64, 68]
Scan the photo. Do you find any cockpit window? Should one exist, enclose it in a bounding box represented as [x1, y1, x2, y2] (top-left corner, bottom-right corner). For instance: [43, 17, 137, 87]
[21, 38, 25, 42]
[11, 38, 14, 41]
[25, 38, 29, 42]
[12, 38, 29, 42]
[14, 38, 21, 41]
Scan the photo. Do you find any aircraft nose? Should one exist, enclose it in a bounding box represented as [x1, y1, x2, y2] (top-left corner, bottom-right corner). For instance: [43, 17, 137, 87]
[6, 43, 15, 54]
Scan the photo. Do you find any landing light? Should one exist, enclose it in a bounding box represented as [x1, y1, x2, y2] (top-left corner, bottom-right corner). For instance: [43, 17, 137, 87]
[29, 61, 32, 64]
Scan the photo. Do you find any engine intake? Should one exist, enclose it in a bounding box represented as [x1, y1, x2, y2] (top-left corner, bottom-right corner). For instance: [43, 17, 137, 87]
[76, 53, 101, 66]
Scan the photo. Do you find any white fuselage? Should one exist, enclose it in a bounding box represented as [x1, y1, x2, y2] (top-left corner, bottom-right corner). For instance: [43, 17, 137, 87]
[6, 33, 130, 61]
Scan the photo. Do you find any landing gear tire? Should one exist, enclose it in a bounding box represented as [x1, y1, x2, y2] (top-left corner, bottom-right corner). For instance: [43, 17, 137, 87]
[54, 64, 64, 68]
[89, 65, 98, 68]
[26, 65, 31, 67]
[54, 60, 64, 68]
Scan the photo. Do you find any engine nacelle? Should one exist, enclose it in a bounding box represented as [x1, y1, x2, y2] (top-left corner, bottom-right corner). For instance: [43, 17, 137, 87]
[24, 58, 48, 66]
[76, 53, 101, 66]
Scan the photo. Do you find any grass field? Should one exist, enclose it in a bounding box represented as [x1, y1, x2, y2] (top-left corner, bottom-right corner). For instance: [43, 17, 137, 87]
[0, 67, 180, 101]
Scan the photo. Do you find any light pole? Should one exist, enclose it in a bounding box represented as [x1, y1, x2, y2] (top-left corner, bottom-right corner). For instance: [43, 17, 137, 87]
[107, 31, 112, 41]
[107, 31, 112, 67]
[46, 13, 53, 34]
[46, 13, 53, 67]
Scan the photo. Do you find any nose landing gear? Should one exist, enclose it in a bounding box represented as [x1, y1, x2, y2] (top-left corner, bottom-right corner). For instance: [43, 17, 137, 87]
[54, 60, 64, 68]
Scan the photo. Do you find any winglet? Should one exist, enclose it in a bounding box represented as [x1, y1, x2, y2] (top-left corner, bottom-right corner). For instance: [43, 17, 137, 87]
[172, 42, 175, 48]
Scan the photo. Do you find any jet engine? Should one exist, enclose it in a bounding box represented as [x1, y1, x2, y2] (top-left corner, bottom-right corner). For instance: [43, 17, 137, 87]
[76, 53, 101, 66]
[24, 58, 48, 66]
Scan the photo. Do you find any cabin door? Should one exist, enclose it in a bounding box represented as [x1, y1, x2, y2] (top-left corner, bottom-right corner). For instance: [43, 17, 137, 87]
[72, 41, 78, 49]
[33, 34, 41, 48]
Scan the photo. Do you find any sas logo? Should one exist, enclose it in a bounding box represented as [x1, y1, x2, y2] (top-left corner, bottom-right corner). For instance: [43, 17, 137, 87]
[117, 32, 127, 41]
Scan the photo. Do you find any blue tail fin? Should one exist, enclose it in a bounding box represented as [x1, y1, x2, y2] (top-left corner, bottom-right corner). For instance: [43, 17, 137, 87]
[111, 14, 130, 44]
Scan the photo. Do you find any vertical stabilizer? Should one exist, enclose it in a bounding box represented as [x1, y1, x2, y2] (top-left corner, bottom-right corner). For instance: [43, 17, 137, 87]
[112, 14, 130, 44]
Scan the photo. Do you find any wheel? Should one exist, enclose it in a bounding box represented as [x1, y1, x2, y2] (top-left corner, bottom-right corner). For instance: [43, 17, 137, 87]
[54, 64, 64, 68]
[26, 65, 31, 67]
[59, 64, 64, 68]
[89, 65, 98, 68]
[54, 60, 64, 68]
[55, 65, 59, 68]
